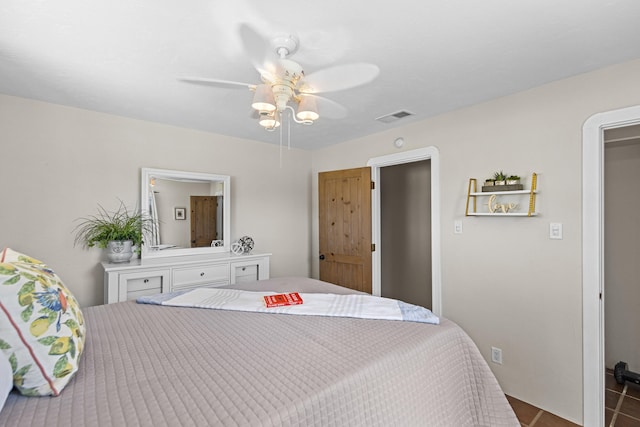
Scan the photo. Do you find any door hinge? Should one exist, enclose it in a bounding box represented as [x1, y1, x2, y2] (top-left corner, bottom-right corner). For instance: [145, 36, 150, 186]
[371, 181, 375, 190]
[371, 243, 376, 252]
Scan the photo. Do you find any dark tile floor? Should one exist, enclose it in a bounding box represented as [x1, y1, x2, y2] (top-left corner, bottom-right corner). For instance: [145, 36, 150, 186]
[605, 368, 640, 427]
[506, 369, 640, 427]
[506, 395, 580, 427]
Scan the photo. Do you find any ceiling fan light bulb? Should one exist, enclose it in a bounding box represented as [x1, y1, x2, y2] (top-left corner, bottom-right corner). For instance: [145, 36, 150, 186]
[297, 110, 319, 121]
[251, 84, 276, 112]
[253, 102, 276, 112]
[259, 117, 281, 129]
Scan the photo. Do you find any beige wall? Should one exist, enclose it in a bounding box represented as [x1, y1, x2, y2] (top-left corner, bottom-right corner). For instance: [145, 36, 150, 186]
[0, 94, 312, 307]
[311, 59, 640, 424]
[604, 137, 640, 372]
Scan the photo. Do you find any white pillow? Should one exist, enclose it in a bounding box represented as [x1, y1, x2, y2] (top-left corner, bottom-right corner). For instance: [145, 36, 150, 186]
[0, 350, 12, 412]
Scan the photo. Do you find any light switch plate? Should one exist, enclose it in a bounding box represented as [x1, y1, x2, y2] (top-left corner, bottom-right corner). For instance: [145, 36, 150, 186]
[550, 223, 563, 240]
[454, 220, 463, 234]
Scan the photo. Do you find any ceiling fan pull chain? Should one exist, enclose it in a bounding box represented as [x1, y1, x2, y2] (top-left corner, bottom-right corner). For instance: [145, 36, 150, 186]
[288, 110, 292, 150]
[279, 112, 283, 168]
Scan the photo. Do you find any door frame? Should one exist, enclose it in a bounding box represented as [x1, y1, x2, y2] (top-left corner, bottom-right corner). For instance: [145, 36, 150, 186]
[367, 147, 442, 317]
[582, 105, 640, 427]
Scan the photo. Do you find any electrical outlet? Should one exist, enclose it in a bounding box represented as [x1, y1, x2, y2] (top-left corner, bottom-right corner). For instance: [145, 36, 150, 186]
[454, 220, 463, 234]
[491, 347, 503, 365]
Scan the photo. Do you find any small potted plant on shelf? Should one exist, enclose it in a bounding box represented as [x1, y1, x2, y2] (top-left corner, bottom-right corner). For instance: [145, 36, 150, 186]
[506, 175, 521, 185]
[74, 200, 153, 263]
[484, 178, 495, 187]
[493, 171, 507, 185]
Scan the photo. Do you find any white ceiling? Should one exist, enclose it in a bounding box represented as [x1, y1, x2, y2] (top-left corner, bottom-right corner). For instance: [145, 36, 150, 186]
[2, 0, 640, 150]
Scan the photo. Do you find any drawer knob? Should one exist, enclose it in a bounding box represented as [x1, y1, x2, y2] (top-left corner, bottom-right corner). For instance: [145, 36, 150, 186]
[200, 272, 205, 277]
[241, 267, 246, 271]
[143, 279, 149, 283]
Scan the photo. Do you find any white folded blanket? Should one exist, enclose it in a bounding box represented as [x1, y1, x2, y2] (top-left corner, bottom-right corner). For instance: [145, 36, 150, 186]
[138, 287, 439, 325]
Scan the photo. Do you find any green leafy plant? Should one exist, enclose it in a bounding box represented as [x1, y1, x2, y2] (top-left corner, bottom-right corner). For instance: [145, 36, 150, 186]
[507, 175, 520, 181]
[493, 171, 507, 181]
[73, 201, 152, 250]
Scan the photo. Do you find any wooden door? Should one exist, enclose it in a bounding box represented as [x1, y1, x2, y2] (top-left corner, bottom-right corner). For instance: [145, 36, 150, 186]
[318, 167, 372, 293]
[190, 196, 218, 247]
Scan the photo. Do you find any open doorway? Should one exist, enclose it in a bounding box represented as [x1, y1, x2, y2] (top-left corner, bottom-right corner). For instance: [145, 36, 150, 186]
[368, 147, 442, 316]
[603, 126, 640, 425]
[380, 160, 432, 309]
[583, 105, 640, 427]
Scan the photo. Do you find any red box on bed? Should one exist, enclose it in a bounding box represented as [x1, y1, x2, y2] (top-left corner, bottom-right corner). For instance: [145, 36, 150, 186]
[263, 292, 303, 307]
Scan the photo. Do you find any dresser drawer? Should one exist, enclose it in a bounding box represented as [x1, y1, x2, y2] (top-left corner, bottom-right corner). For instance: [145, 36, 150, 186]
[230, 256, 269, 285]
[172, 264, 229, 288]
[116, 269, 170, 302]
[127, 275, 163, 293]
[234, 265, 258, 283]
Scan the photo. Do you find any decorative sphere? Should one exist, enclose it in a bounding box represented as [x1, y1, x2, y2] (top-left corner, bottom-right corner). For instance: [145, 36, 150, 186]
[238, 236, 255, 254]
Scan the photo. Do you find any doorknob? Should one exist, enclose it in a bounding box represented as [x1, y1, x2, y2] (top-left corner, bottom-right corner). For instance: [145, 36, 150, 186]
[319, 254, 325, 260]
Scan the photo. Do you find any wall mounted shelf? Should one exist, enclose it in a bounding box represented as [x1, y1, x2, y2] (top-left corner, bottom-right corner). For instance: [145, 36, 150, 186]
[465, 173, 538, 216]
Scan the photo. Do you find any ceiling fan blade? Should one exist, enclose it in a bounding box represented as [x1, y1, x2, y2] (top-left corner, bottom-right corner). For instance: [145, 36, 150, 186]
[301, 94, 348, 119]
[300, 63, 380, 94]
[179, 77, 256, 90]
[238, 23, 277, 78]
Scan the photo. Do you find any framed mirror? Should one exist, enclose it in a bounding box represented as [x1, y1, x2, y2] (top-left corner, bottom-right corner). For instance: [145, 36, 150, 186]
[140, 168, 231, 259]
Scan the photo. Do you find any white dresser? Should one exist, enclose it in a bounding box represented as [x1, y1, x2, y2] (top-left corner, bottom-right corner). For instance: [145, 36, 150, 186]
[102, 252, 271, 304]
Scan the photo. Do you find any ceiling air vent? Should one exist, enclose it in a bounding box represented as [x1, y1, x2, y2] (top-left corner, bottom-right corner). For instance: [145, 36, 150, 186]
[375, 110, 414, 124]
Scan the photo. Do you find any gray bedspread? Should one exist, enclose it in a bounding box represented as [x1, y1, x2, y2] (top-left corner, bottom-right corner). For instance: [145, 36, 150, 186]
[0, 277, 518, 426]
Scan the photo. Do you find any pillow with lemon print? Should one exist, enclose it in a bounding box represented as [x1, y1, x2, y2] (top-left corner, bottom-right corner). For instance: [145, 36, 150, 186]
[0, 248, 85, 396]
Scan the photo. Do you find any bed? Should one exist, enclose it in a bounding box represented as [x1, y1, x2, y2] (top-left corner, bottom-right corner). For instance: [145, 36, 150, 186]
[0, 277, 518, 426]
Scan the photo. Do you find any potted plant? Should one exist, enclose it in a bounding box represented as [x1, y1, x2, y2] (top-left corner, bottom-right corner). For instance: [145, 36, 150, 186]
[484, 178, 496, 187]
[493, 171, 507, 185]
[74, 200, 152, 263]
[506, 175, 521, 185]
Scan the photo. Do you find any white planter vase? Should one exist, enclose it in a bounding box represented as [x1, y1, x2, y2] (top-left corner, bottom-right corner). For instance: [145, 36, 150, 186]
[106, 240, 134, 263]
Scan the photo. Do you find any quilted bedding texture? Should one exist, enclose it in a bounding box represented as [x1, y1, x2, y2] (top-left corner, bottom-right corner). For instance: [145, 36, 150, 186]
[0, 277, 518, 426]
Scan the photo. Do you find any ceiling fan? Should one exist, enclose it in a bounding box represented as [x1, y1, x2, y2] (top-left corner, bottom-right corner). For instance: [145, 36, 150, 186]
[180, 24, 380, 131]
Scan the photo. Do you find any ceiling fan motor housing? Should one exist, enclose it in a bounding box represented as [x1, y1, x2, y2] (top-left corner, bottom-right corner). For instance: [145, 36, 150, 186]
[268, 59, 305, 111]
[272, 84, 293, 112]
[278, 59, 304, 78]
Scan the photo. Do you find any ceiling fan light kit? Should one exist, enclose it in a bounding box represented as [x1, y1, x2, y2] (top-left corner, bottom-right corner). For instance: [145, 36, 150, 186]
[251, 55, 320, 129]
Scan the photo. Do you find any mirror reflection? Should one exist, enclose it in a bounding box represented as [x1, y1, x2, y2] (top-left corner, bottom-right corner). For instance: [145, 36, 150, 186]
[141, 168, 231, 259]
